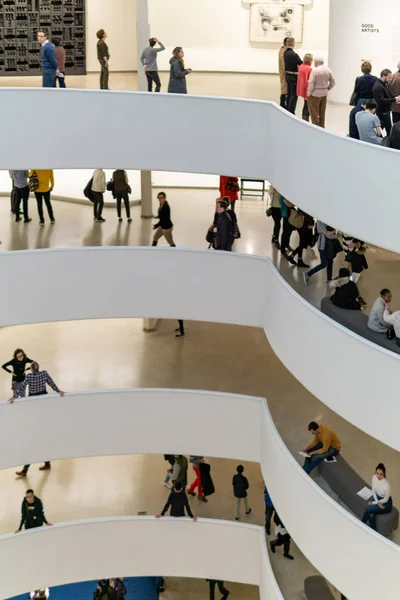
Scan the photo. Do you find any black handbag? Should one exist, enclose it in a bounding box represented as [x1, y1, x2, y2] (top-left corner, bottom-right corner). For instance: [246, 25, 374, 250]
[83, 178, 94, 202]
[349, 90, 357, 106]
[106, 180, 114, 192]
[206, 226, 214, 245]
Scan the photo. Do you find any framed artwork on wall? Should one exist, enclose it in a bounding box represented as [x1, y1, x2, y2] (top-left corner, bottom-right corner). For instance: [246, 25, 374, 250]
[249, 3, 304, 43]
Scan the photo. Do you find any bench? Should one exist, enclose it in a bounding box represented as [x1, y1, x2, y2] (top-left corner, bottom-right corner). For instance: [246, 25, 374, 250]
[304, 576, 335, 600]
[318, 454, 399, 537]
[320, 297, 400, 355]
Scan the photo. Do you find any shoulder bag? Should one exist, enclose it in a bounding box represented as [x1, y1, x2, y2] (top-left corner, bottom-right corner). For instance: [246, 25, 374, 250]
[288, 208, 304, 229]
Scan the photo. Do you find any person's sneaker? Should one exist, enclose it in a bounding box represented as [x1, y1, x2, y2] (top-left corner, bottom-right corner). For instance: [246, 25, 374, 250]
[245, 508, 252, 516]
[97, 217, 106, 222]
[127, 218, 132, 223]
[175, 332, 185, 338]
[297, 259, 310, 268]
[187, 491, 195, 496]
[221, 592, 230, 600]
[50, 220, 55, 224]
[234, 516, 240, 521]
[15, 217, 21, 222]
[39, 464, 51, 471]
[303, 272, 310, 286]
[270, 541, 276, 553]
[274, 240, 281, 250]
[284, 553, 295, 560]
[24, 218, 32, 223]
[15, 470, 27, 477]
[118, 217, 123, 222]
[198, 496, 208, 502]
[39, 221, 45, 226]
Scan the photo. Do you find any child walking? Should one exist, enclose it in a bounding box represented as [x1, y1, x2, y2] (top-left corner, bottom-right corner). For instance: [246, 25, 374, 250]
[232, 464, 251, 520]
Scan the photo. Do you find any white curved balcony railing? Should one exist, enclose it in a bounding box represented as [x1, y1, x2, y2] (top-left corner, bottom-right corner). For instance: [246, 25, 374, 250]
[0, 516, 280, 600]
[1, 247, 399, 452]
[0, 389, 399, 600]
[1, 88, 400, 253]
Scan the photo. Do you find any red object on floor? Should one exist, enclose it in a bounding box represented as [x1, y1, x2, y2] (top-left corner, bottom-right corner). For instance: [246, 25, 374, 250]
[188, 466, 203, 497]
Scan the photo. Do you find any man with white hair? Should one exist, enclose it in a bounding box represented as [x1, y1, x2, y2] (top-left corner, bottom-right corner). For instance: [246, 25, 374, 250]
[307, 56, 335, 128]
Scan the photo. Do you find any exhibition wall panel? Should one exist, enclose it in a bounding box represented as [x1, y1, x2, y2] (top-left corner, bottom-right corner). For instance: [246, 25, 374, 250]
[1, 389, 399, 600]
[1, 247, 400, 452]
[0, 517, 275, 599]
[1, 89, 399, 253]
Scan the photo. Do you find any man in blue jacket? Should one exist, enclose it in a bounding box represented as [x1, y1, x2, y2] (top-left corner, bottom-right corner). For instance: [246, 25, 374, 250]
[37, 30, 59, 88]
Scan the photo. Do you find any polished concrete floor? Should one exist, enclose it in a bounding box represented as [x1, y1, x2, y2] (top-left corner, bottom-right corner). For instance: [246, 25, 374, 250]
[1, 73, 399, 600]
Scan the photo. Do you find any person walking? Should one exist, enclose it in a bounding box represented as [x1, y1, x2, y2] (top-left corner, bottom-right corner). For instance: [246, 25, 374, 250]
[168, 47, 192, 94]
[373, 69, 400, 136]
[264, 486, 275, 535]
[30, 169, 56, 225]
[140, 37, 165, 92]
[289, 210, 314, 268]
[390, 62, 400, 125]
[156, 481, 197, 520]
[37, 30, 59, 88]
[175, 320, 185, 338]
[297, 53, 313, 121]
[15, 489, 52, 533]
[279, 195, 295, 262]
[213, 200, 233, 251]
[152, 192, 176, 246]
[284, 38, 302, 114]
[233, 464, 251, 520]
[10, 361, 65, 477]
[267, 185, 282, 249]
[303, 222, 339, 285]
[97, 29, 110, 90]
[10, 170, 31, 223]
[52, 38, 66, 88]
[171, 454, 188, 487]
[92, 168, 106, 222]
[270, 513, 294, 560]
[307, 57, 335, 128]
[361, 463, 393, 531]
[2, 348, 34, 397]
[206, 580, 230, 600]
[163, 454, 175, 488]
[187, 456, 207, 502]
[278, 37, 289, 109]
[112, 170, 132, 222]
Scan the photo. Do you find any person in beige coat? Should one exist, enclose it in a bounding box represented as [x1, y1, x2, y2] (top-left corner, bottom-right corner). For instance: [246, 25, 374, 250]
[278, 37, 289, 108]
[307, 57, 335, 128]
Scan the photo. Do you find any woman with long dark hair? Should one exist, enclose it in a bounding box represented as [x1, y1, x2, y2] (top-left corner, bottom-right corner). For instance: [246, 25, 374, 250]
[2, 348, 34, 396]
[168, 47, 192, 94]
[362, 463, 393, 531]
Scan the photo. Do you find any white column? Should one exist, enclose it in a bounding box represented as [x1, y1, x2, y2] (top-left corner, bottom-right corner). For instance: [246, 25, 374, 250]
[136, 0, 153, 218]
[328, 0, 399, 104]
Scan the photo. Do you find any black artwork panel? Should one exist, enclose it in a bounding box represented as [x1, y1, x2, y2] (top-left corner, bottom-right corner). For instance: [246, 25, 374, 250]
[0, 0, 86, 76]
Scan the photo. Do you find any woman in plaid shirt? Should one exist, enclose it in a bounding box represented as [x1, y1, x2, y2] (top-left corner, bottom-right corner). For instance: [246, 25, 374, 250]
[9, 361, 65, 477]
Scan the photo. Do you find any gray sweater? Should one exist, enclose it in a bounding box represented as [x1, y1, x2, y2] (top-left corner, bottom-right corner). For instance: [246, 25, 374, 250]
[140, 42, 165, 71]
[368, 297, 389, 333]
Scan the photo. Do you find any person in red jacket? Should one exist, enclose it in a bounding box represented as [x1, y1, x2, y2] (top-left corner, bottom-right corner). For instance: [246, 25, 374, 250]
[219, 176, 239, 212]
[297, 53, 313, 122]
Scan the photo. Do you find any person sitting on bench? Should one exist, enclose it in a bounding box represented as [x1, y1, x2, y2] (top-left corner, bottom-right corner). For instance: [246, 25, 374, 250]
[361, 463, 393, 531]
[368, 288, 392, 333]
[302, 421, 341, 475]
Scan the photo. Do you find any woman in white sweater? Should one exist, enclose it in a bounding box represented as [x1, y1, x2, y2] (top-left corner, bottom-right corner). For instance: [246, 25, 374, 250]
[361, 463, 392, 530]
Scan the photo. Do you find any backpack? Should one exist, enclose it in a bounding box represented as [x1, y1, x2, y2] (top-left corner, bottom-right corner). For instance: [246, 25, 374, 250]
[29, 171, 39, 192]
[84, 178, 94, 202]
[225, 177, 239, 192]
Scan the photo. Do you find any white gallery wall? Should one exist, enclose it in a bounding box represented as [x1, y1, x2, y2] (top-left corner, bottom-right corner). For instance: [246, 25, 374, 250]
[84, 0, 329, 73]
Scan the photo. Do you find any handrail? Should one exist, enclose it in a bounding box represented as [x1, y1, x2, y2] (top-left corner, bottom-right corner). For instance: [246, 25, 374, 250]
[1, 247, 399, 451]
[0, 88, 399, 252]
[0, 389, 399, 600]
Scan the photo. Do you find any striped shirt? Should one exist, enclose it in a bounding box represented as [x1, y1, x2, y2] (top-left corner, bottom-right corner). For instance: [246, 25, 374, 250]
[14, 371, 60, 398]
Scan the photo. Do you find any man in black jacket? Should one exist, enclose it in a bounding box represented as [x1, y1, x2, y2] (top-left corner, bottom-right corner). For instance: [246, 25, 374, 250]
[156, 481, 197, 520]
[284, 37, 303, 114]
[152, 191, 176, 246]
[213, 200, 233, 251]
[372, 69, 400, 135]
[15, 489, 52, 533]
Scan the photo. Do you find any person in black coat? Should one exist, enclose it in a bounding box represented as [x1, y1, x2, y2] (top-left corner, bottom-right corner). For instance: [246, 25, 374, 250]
[213, 200, 233, 251]
[372, 69, 400, 135]
[2, 348, 34, 395]
[152, 192, 176, 247]
[15, 489, 53, 532]
[233, 464, 251, 520]
[156, 481, 197, 520]
[199, 460, 215, 499]
[329, 268, 365, 311]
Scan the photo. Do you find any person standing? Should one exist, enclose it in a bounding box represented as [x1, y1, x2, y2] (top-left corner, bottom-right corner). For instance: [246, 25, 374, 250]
[37, 30, 59, 88]
[302, 421, 341, 475]
[97, 29, 110, 90]
[2, 348, 34, 396]
[270, 513, 294, 560]
[156, 481, 197, 520]
[351, 61, 377, 106]
[389, 62, 400, 124]
[297, 53, 313, 121]
[15, 489, 52, 533]
[307, 57, 335, 128]
[168, 47, 192, 94]
[372, 69, 400, 136]
[140, 37, 165, 92]
[213, 200, 233, 251]
[171, 454, 188, 487]
[361, 463, 393, 531]
[355, 99, 382, 145]
[175, 320, 185, 338]
[112, 169, 132, 222]
[264, 486, 275, 535]
[187, 456, 207, 502]
[206, 580, 230, 600]
[284, 38, 302, 114]
[30, 169, 56, 225]
[267, 185, 282, 249]
[233, 464, 251, 520]
[152, 192, 175, 246]
[92, 168, 106, 222]
[279, 195, 295, 262]
[52, 38, 66, 88]
[219, 176, 239, 212]
[10, 170, 31, 223]
[278, 37, 289, 109]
